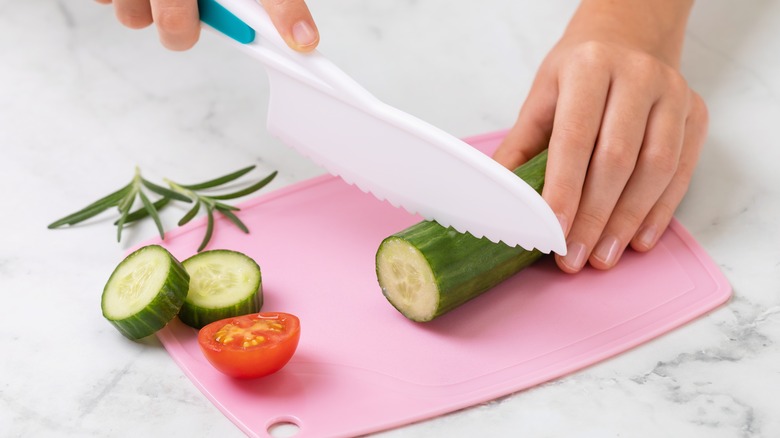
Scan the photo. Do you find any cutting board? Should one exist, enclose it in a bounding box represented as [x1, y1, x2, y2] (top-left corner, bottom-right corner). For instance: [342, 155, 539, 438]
[153, 130, 731, 438]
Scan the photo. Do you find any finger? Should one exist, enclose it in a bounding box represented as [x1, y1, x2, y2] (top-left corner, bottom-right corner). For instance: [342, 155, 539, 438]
[493, 71, 558, 170]
[554, 77, 655, 273]
[631, 91, 708, 252]
[149, 0, 200, 51]
[114, 0, 153, 29]
[260, 0, 319, 52]
[542, 58, 610, 267]
[588, 84, 688, 269]
[95, 0, 113, 5]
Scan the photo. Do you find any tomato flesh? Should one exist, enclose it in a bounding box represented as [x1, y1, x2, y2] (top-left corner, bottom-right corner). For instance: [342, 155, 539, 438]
[198, 312, 300, 379]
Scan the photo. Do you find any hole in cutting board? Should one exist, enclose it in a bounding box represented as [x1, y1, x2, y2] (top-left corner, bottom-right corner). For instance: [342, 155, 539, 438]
[267, 418, 300, 437]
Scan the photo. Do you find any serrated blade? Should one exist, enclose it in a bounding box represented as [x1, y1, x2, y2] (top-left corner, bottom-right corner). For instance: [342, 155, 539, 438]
[200, 0, 566, 254]
[265, 77, 565, 253]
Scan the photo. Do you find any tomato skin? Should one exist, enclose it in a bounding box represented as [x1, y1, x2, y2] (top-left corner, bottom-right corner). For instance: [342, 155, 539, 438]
[197, 312, 301, 379]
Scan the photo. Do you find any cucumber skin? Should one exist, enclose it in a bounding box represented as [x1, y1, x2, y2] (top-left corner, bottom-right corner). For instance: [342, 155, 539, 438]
[102, 245, 190, 340]
[377, 150, 548, 322]
[178, 250, 263, 329]
[177, 292, 263, 329]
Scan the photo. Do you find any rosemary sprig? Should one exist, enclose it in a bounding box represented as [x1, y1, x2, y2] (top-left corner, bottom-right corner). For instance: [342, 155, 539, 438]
[48, 165, 277, 251]
[164, 168, 278, 252]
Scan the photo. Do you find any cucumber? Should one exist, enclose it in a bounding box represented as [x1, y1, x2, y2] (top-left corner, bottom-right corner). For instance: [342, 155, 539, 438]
[178, 250, 262, 329]
[376, 150, 549, 322]
[101, 245, 190, 339]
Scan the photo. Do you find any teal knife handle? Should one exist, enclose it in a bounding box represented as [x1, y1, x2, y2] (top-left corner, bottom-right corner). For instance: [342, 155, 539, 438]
[198, 0, 255, 44]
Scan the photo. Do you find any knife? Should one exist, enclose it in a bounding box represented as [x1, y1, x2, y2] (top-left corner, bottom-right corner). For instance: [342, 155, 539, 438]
[197, 0, 566, 255]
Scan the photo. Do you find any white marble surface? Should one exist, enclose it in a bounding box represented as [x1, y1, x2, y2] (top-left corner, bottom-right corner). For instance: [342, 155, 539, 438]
[2, 0, 779, 437]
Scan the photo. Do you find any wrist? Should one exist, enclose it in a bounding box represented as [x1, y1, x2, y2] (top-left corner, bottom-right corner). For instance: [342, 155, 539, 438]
[562, 0, 694, 67]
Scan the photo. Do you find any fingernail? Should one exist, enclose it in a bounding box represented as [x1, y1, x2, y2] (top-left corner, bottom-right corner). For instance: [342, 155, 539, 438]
[561, 241, 587, 271]
[291, 20, 318, 48]
[636, 225, 658, 249]
[593, 235, 621, 266]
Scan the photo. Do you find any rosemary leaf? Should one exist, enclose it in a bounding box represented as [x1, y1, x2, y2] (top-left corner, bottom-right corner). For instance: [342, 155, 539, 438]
[216, 205, 249, 233]
[48, 184, 132, 228]
[214, 202, 239, 212]
[139, 190, 165, 240]
[142, 178, 192, 203]
[179, 165, 256, 191]
[197, 206, 215, 252]
[117, 198, 170, 225]
[117, 187, 137, 215]
[210, 170, 277, 200]
[177, 200, 202, 227]
[115, 190, 137, 243]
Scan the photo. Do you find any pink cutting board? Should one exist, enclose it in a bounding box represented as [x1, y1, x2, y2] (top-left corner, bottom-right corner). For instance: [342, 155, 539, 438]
[153, 130, 731, 438]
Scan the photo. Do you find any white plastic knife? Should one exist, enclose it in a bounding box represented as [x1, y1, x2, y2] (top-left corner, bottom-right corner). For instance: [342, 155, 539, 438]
[198, 0, 566, 254]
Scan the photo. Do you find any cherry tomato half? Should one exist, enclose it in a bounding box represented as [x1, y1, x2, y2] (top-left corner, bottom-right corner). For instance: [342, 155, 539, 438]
[197, 312, 301, 379]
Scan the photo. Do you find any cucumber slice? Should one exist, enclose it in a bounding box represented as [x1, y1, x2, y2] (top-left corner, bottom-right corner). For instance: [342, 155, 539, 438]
[101, 245, 190, 339]
[376, 150, 548, 322]
[178, 250, 262, 329]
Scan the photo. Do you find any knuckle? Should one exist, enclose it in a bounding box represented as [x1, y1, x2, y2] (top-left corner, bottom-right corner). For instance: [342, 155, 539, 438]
[623, 53, 688, 93]
[547, 177, 580, 199]
[554, 119, 593, 146]
[493, 147, 531, 170]
[642, 148, 679, 177]
[673, 158, 698, 184]
[570, 41, 611, 68]
[576, 207, 610, 230]
[598, 140, 638, 173]
[690, 91, 710, 125]
[630, 52, 657, 72]
[652, 199, 677, 221]
[263, 0, 301, 9]
[544, 181, 582, 220]
[621, 52, 661, 84]
[665, 70, 690, 95]
[118, 11, 152, 29]
[156, 6, 195, 35]
[620, 207, 647, 227]
[167, 38, 198, 51]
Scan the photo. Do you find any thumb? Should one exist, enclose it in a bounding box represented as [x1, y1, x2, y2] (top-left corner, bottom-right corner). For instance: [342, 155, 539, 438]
[260, 0, 319, 52]
[493, 75, 558, 170]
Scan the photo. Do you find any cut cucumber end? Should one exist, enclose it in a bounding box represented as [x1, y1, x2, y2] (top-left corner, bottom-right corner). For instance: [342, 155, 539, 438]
[101, 245, 190, 340]
[179, 250, 263, 329]
[376, 237, 440, 322]
[374, 150, 549, 322]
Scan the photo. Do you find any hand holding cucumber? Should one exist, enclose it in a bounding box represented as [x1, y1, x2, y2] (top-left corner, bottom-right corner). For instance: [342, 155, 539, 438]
[493, 0, 707, 273]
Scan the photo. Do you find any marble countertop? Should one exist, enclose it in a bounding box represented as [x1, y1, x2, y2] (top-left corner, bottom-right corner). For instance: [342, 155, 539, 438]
[2, 0, 778, 437]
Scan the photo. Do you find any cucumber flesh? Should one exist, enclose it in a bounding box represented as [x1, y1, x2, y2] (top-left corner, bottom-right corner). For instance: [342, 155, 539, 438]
[376, 237, 440, 322]
[102, 245, 190, 339]
[178, 250, 262, 329]
[376, 150, 548, 322]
